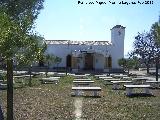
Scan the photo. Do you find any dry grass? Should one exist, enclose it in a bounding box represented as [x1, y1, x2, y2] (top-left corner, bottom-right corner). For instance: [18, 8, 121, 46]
[0, 75, 160, 120]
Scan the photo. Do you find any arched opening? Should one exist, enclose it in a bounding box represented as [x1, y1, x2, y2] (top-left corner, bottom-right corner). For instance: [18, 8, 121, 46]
[108, 56, 112, 68]
[105, 57, 108, 68]
[66, 55, 72, 68]
[85, 53, 93, 70]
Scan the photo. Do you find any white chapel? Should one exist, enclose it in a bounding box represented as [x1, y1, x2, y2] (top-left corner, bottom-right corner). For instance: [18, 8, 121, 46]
[45, 25, 125, 72]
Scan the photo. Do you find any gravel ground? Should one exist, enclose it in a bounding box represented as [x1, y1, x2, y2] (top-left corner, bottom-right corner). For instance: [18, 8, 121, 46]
[0, 74, 160, 120]
[0, 76, 75, 120]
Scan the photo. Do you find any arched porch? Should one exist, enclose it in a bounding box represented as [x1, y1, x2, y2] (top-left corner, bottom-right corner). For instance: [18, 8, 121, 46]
[71, 48, 112, 72]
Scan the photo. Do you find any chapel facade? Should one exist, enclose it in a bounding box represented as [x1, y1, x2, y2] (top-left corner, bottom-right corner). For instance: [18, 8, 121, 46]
[45, 25, 125, 72]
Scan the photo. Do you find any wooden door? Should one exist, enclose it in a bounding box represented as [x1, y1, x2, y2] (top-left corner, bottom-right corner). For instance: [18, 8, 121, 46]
[85, 54, 93, 70]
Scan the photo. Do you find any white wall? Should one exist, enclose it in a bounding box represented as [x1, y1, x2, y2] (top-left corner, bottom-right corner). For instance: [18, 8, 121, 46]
[110, 25, 125, 68]
[45, 25, 125, 69]
[94, 54, 105, 70]
[46, 44, 109, 69]
[46, 44, 71, 68]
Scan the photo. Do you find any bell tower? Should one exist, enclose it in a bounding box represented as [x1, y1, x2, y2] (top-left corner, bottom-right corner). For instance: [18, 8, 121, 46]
[110, 25, 125, 68]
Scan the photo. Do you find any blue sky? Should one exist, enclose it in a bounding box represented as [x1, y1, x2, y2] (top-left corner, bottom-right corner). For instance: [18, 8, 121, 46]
[35, 0, 160, 57]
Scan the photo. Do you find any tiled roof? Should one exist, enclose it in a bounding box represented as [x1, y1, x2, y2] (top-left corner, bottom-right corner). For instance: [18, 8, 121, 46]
[45, 40, 112, 46]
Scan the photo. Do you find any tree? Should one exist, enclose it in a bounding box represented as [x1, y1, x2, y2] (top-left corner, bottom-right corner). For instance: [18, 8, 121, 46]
[128, 53, 140, 70]
[54, 56, 62, 72]
[118, 58, 126, 71]
[126, 58, 138, 74]
[118, 58, 138, 75]
[37, 42, 47, 67]
[0, 0, 44, 119]
[132, 32, 157, 74]
[44, 54, 56, 77]
[150, 18, 160, 81]
[151, 21, 160, 45]
[16, 36, 46, 87]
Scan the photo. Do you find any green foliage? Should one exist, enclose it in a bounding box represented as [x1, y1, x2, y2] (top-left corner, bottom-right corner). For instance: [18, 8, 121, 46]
[54, 56, 62, 65]
[118, 57, 139, 70]
[126, 58, 138, 69]
[0, 11, 24, 59]
[15, 35, 46, 67]
[118, 58, 126, 68]
[151, 22, 160, 45]
[130, 56, 140, 69]
[0, 1, 45, 119]
[44, 54, 56, 66]
[0, 2, 46, 68]
[130, 17, 160, 74]
[0, 0, 44, 22]
[0, 0, 45, 62]
[132, 31, 160, 67]
[44, 55, 62, 67]
[0, 72, 7, 80]
[36, 42, 47, 62]
[43, 54, 62, 77]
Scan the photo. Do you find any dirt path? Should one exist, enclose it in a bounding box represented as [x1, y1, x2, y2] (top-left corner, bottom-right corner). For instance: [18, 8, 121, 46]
[74, 97, 83, 120]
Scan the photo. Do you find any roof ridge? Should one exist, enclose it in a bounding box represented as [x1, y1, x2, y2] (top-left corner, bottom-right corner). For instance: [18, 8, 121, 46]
[45, 40, 112, 45]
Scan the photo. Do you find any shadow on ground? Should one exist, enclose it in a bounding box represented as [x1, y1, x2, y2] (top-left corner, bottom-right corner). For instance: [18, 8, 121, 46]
[71, 95, 101, 98]
[127, 93, 155, 98]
